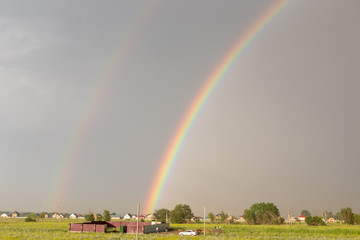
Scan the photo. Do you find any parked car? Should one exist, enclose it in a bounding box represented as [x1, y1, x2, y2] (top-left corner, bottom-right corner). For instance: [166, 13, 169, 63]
[179, 230, 197, 236]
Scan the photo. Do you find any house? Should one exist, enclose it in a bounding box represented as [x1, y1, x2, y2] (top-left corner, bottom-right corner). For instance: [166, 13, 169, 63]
[145, 214, 155, 221]
[111, 214, 121, 220]
[52, 213, 64, 219]
[327, 217, 335, 223]
[69, 213, 77, 219]
[123, 213, 132, 220]
[44, 213, 49, 218]
[298, 215, 306, 222]
[235, 216, 246, 223]
[226, 215, 235, 222]
[1, 213, 9, 218]
[77, 214, 84, 219]
[191, 216, 202, 222]
[11, 211, 20, 218]
[215, 213, 232, 222]
[137, 215, 145, 220]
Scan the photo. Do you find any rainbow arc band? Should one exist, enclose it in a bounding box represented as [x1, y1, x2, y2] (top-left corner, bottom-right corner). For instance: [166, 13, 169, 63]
[47, 1, 160, 210]
[144, 0, 290, 214]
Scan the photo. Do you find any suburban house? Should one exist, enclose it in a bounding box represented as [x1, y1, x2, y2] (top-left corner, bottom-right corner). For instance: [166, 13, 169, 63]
[1, 213, 9, 218]
[327, 217, 335, 223]
[11, 211, 20, 218]
[111, 214, 121, 220]
[77, 214, 84, 219]
[214, 213, 233, 222]
[69, 213, 77, 219]
[145, 214, 155, 221]
[52, 213, 64, 219]
[137, 215, 145, 220]
[226, 215, 235, 222]
[191, 216, 202, 222]
[298, 215, 306, 222]
[123, 214, 132, 220]
[235, 216, 246, 223]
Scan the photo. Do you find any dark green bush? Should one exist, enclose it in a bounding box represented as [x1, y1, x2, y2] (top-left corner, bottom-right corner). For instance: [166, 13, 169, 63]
[25, 214, 37, 222]
[305, 216, 326, 226]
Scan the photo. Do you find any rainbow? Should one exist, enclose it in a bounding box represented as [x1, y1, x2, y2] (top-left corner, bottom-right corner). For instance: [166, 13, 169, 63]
[144, 0, 290, 214]
[46, 1, 161, 211]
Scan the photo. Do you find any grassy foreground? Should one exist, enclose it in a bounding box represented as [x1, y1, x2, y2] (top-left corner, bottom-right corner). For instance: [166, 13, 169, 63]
[1, 218, 360, 239]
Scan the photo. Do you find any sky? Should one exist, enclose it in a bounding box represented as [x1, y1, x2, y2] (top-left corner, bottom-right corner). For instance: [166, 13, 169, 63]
[0, 0, 359, 217]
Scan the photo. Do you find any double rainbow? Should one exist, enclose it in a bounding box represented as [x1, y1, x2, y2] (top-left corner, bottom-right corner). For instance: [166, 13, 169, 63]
[144, 0, 290, 214]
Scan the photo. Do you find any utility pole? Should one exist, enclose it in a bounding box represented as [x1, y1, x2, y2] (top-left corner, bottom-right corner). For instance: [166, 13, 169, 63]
[322, 210, 327, 221]
[204, 206, 206, 237]
[57, 207, 61, 221]
[166, 210, 168, 223]
[325, 211, 327, 221]
[288, 210, 292, 225]
[136, 203, 140, 240]
[228, 211, 230, 225]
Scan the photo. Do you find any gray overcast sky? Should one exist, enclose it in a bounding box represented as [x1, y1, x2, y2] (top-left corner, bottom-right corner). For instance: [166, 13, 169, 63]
[0, 0, 359, 217]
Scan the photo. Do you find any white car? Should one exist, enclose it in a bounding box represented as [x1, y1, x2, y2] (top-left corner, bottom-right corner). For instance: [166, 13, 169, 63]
[179, 230, 197, 236]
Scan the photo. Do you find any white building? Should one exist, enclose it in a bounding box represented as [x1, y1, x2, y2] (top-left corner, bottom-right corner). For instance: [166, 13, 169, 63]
[298, 215, 306, 222]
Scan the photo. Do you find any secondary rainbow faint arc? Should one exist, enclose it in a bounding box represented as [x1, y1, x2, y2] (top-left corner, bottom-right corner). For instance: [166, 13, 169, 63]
[47, 1, 161, 210]
[144, 0, 290, 214]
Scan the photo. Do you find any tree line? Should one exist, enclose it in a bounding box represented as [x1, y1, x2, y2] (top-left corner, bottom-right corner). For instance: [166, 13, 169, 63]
[154, 203, 360, 225]
[10, 203, 360, 225]
[301, 207, 360, 226]
[154, 202, 283, 224]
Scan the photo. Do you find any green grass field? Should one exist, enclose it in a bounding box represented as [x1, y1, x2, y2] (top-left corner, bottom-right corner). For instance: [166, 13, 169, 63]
[1, 218, 360, 239]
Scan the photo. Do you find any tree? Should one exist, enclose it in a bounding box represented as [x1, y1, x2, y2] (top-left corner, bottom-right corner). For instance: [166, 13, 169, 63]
[243, 202, 283, 225]
[95, 214, 103, 221]
[85, 213, 95, 222]
[154, 208, 169, 223]
[354, 214, 360, 225]
[170, 204, 193, 223]
[324, 210, 333, 219]
[301, 210, 311, 217]
[220, 211, 229, 223]
[208, 212, 215, 223]
[339, 207, 354, 224]
[244, 209, 256, 224]
[25, 213, 37, 222]
[305, 216, 326, 226]
[103, 210, 111, 221]
[39, 212, 46, 218]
